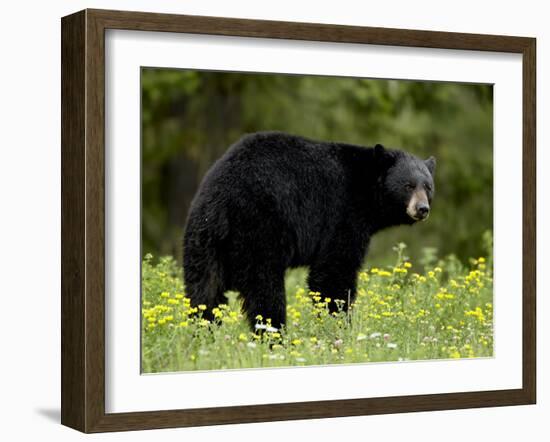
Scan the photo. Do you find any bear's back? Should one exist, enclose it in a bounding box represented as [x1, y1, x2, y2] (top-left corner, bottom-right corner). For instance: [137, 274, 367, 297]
[192, 132, 350, 263]
[224, 131, 336, 173]
[223, 132, 345, 203]
[205, 131, 344, 194]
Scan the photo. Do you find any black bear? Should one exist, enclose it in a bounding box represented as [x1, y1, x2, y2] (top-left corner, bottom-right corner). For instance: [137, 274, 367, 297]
[183, 131, 435, 330]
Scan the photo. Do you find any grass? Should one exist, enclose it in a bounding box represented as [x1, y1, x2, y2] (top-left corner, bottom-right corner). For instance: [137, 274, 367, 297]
[141, 240, 493, 373]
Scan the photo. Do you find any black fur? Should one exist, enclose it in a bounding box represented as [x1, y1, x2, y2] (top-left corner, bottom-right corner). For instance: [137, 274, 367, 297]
[183, 131, 436, 330]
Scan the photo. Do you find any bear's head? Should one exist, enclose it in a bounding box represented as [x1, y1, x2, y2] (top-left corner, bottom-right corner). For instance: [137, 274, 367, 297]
[374, 144, 436, 225]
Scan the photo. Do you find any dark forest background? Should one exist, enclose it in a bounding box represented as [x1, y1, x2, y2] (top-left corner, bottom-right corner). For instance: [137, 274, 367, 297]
[141, 68, 493, 266]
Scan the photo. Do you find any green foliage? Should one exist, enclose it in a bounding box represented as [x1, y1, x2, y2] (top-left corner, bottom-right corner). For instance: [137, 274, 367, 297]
[141, 68, 493, 264]
[142, 242, 493, 372]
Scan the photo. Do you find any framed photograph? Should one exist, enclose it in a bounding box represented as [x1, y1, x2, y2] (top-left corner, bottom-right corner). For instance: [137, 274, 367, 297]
[61, 9, 536, 433]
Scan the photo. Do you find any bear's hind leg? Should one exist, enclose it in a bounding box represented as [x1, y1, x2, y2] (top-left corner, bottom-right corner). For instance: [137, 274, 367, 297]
[183, 242, 227, 322]
[308, 261, 360, 315]
[238, 272, 286, 332]
[184, 273, 227, 322]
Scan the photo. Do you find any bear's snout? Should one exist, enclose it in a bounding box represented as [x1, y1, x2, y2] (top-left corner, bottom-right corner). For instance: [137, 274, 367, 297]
[406, 189, 430, 221]
[415, 202, 430, 220]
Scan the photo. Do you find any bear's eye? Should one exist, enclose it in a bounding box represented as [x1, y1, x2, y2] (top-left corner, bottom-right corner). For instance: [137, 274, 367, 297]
[424, 183, 432, 192]
[405, 183, 415, 190]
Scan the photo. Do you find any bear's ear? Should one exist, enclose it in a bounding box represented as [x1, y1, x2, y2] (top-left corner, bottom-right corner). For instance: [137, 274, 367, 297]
[374, 144, 386, 157]
[425, 156, 436, 176]
[374, 144, 396, 169]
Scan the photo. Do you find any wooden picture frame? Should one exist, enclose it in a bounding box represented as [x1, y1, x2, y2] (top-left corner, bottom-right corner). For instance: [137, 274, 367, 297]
[61, 8, 536, 433]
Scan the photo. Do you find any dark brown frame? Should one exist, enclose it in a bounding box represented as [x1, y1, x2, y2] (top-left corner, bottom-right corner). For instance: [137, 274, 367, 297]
[61, 8, 536, 433]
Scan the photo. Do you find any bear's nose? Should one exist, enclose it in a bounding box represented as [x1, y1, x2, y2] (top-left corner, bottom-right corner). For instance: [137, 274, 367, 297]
[416, 203, 430, 219]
